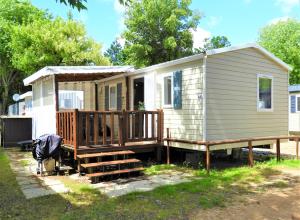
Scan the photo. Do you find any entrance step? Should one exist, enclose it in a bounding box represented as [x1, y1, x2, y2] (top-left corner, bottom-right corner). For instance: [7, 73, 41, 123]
[86, 167, 144, 178]
[77, 150, 135, 159]
[81, 158, 141, 168]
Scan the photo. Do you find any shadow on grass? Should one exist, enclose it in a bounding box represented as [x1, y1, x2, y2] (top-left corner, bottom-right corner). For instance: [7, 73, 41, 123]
[1, 148, 300, 220]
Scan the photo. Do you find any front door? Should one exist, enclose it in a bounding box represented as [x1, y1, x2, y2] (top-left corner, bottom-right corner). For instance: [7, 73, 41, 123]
[133, 77, 144, 110]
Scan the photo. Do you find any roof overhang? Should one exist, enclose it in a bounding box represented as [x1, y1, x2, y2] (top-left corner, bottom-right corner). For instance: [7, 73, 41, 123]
[19, 91, 32, 100]
[289, 84, 300, 93]
[131, 43, 291, 75]
[23, 66, 135, 86]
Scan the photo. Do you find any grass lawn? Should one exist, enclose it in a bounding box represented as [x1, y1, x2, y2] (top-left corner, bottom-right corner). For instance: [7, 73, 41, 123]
[1, 148, 300, 220]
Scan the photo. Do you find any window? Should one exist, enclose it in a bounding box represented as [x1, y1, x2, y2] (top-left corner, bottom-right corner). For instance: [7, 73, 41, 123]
[42, 79, 54, 106]
[297, 96, 300, 112]
[59, 90, 84, 110]
[163, 75, 173, 107]
[109, 85, 117, 109]
[257, 75, 273, 111]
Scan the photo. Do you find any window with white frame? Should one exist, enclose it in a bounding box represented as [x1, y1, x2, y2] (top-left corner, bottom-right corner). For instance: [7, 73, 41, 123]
[257, 75, 273, 111]
[163, 75, 173, 107]
[109, 85, 117, 109]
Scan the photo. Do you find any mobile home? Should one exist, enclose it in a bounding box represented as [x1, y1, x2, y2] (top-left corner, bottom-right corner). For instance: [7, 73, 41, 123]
[23, 43, 290, 177]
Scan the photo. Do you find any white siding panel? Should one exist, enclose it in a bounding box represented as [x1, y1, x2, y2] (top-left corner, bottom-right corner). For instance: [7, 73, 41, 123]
[206, 48, 289, 141]
[129, 60, 204, 150]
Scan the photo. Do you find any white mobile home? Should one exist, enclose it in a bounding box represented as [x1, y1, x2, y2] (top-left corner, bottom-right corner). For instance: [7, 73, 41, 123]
[289, 85, 300, 133]
[23, 43, 290, 155]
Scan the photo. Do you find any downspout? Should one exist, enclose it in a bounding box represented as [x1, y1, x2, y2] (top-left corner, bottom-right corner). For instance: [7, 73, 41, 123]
[202, 52, 207, 142]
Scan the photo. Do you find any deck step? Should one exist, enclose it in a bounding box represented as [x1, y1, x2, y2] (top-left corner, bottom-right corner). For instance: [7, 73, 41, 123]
[86, 167, 144, 178]
[77, 150, 135, 159]
[81, 159, 141, 168]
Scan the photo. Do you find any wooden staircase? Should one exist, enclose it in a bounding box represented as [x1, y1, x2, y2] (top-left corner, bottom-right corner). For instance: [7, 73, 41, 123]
[77, 150, 144, 183]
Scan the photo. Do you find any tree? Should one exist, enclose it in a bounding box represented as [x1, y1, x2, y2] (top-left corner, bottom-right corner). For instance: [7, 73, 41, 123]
[104, 40, 126, 65]
[204, 36, 231, 50]
[258, 19, 298, 84]
[122, 0, 201, 67]
[0, 0, 109, 114]
[10, 17, 109, 75]
[194, 35, 231, 54]
[0, 0, 47, 114]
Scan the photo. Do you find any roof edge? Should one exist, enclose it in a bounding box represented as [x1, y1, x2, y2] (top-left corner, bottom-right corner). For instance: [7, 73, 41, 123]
[132, 43, 291, 75]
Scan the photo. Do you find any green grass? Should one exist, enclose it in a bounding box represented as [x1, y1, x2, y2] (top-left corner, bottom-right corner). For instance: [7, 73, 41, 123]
[1, 148, 300, 220]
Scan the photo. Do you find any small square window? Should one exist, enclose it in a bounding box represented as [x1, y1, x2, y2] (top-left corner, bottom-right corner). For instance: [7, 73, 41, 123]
[163, 75, 172, 107]
[257, 75, 273, 111]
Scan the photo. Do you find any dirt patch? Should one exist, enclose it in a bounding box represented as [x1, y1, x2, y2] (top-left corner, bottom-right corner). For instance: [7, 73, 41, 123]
[190, 168, 300, 220]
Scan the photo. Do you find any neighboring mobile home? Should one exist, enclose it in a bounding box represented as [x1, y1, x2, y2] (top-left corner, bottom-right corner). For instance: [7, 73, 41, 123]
[23, 43, 290, 167]
[289, 85, 300, 133]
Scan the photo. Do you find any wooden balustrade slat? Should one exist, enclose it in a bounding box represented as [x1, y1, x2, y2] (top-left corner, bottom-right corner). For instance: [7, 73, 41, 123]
[67, 112, 70, 144]
[145, 113, 148, 139]
[132, 113, 135, 139]
[110, 113, 114, 144]
[102, 113, 107, 145]
[151, 113, 155, 139]
[94, 113, 99, 145]
[78, 113, 83, 146]
[85, 113, 90, 145]
[138, 112, 143, 139]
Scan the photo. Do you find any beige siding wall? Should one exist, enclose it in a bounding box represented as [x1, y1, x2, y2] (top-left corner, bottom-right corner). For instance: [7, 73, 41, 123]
[129, 60, 204, 150]
[289, 93, 300, 132]
[59, 81, 96, 110]
[97, 77, 126, 111]
[206, 48, 289, 143]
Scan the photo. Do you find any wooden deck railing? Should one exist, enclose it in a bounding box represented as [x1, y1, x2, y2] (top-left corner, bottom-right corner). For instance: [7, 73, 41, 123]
[164, 128, 300, 173]
[56, 109, 164, 159]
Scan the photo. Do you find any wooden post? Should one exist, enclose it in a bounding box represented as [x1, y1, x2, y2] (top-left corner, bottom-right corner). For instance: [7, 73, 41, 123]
[73, 109, 79, 160]
[248, 141, 254, 167]
[102, 113, 107, 145]
[276, 138, 281, 162]
[206, 144, 210, 174]
[85, 113, 90, 146]
[95, 84, 99, 111]
[166, 128, 170, 165]
[160, 110, 164, 144]
[125, 76, 129, 110]
[296, 138, 299, 160]
[54, 76, 59, 112]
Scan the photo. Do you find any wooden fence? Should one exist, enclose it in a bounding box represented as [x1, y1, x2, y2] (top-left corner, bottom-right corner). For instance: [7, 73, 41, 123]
[164, 128, 300, 173]
[56, 109, 164, 159]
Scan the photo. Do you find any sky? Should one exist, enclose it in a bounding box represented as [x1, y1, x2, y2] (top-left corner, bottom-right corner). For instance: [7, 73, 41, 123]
[31, 0, 300, 51]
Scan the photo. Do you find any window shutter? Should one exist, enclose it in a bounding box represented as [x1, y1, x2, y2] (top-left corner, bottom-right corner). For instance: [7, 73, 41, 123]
[117, 83, 122, 110]
[291, 95, 296, 113]
[105, 86, 109, 111]
[173, 70, 182, 109]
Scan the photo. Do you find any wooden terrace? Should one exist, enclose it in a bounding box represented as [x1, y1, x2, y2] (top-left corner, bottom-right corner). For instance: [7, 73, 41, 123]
[56, 109, 164, 159]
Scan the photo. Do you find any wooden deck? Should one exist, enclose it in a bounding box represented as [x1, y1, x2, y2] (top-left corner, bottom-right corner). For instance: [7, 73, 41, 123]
[62, 140, 161, 154]
[57, 110, 164, 159]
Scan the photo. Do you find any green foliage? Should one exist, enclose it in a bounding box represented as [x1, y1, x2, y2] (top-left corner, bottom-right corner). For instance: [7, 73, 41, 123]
[204, 35, 231, 50]
[10, 17, 109, 75]
[258, 19, 298, 84]
[122, 0, 201, 67]
[104, 40, 126, 65]
[57, 0, 87, 10]
[0, 0, 109, 113]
